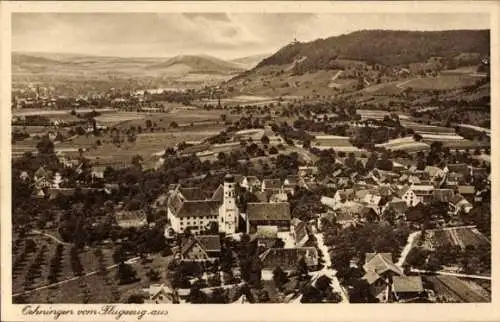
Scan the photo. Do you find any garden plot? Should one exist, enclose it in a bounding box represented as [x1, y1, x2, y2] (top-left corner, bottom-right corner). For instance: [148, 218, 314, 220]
[423, 227, 490, 251]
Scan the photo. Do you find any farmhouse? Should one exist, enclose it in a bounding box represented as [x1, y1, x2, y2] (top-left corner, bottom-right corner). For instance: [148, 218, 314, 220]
[449, 194, 473, 215]
[261, 178, 283, 194]
[143, 284, 179, 304]
[432, 189, 454, 203]
[239, 176, 261, 192]
[445, 163, 470, 177]
[410, 185, 435, 204]
[245, 202, 291, 234]
[115, 210, 148, 228]
[362, 253, 404, 303]
[333, 189, 356, 204]
[392, 276, 425, 302]
[382, 198, 408, 218]
[396, 186, 419, 207]
[259, 247, 319, 272]
[457, 185, 476, 202]
[251, 226, 280, 248]
[180, 235, 221, 262]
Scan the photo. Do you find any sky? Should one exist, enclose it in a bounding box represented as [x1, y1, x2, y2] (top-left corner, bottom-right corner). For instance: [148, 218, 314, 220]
[12, 13, 490, 60]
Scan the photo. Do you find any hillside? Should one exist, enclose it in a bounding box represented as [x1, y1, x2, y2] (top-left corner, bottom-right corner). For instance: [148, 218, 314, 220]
[225, 29, 490, 97]
[257, 29, 490, 70]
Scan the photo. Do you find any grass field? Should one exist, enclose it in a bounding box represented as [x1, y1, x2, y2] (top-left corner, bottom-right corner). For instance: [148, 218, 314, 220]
[113, 109, 227, 130]
[13, 108, 227, 163]
[13, 108, 115, 117]
[57, 128, 223, 165]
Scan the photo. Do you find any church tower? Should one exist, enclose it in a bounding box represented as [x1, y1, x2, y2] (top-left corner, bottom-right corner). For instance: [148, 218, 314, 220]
[219, 174, 239, 234]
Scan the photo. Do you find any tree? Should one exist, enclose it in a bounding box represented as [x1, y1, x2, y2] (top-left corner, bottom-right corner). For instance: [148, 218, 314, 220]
[145, 119, 153, 128]
[131, 155, 143, 169]
[210, 287, 228, 304]
[146, 268, 161, 282]
[261, 135, 270, 145]
[272, 266, 288, 290]
[188, 286, 208, 304]
[170, 121, 179, 129]
[269, 146, 278, 155]
[127, 293, 145, 303]
[297, 257, 309, 279]
[405, 247, 428, 268]
[381, 208, 396, 225]
[315, 275, 332, 294]
[112, 246, 126, 264]
[301, 285, 322, 303]
[36, 136, 55, 155]
[116, 263, 139, 285]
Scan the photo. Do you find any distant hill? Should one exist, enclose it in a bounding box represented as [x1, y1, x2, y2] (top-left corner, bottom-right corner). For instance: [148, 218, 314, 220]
[12, 53, 67, 67]
[231, 53, 270, 70]
[257, 29, 490, 70]
[149, 55, 244, 75]
[12, 52, 243, 89]
[225, 29, 490, 97]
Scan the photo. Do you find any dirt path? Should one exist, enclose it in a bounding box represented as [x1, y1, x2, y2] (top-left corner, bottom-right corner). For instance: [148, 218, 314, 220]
[31, 230, 71, 246]
[448, 228, 465, 250]
[314, 233, 350, 303]
[396, 231, 421, 268]
[396, 78, 418, 89]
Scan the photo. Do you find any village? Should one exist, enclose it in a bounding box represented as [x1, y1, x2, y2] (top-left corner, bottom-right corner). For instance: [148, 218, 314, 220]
[11, 99, 491, 304]
[9, 13, 492, 306]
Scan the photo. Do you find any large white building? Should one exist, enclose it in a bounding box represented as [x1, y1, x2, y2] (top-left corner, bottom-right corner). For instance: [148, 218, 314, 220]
[166, 174, 239, 235]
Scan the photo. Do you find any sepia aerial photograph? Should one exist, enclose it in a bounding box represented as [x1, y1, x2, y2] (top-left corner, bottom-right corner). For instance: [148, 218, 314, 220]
[10, 11, 491, 305]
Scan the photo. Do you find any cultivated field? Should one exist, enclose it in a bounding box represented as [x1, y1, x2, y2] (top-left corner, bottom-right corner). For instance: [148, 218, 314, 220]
[375, 137, 431, 152]
[400, 120, 457, 135]
[14, 237, 174, 303]
[13, 108, 114, 117]
[94, 112, 146, 125]
[423, 227, 490, 251]
[425, 276, 490, 303]
[311, 135, 366, 154]
[12, 232, 115, 297]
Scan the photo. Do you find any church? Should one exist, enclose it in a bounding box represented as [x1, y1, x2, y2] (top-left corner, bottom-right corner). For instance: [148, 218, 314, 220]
[166, 174, 240, 235]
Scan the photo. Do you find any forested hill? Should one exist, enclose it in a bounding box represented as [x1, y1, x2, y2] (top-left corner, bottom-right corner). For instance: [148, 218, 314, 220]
[257, 29, 490, 69]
